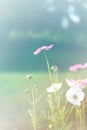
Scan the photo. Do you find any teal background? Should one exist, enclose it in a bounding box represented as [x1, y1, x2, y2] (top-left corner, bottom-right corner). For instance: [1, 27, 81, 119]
[0, 0, 87, 71]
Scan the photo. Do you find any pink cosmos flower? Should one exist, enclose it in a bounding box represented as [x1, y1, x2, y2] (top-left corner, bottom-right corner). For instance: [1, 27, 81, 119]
[69, 62, 87, 72]
[33, 44, 54, 55]
[69, 64, 82, 72]
[66, 79, 87, 90]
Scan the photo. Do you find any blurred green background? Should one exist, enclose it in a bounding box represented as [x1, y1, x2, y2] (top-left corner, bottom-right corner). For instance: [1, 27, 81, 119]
[0, 0, 87, 129]
[0, 0, 87, 72]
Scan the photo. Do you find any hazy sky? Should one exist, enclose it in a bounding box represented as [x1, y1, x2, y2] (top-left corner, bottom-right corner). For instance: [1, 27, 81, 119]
[0, 0, 87, 71]
[0, 0, 87, 31]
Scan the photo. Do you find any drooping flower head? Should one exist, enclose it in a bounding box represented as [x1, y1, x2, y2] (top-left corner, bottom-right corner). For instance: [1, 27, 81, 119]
[66, 87, 85, 106]
[69, 64, 82, 72]
[47, 83, 62, 93]
[66, 79, 87, 90]
[33, 44, 54, 55]
[51, 65, 59, 71]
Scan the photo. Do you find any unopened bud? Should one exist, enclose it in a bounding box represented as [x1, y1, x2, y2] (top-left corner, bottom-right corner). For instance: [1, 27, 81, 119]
[26, 74, 32, 79]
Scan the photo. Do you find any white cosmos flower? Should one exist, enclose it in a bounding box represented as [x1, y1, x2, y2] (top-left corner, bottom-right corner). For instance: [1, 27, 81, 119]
[66, 88, 85, 106]
[47, 83, 62, 93]
[66, 79, 87, 90]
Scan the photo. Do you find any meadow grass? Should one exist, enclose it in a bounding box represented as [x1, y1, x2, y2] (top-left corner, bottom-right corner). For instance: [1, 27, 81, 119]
[0, 71, 87, 130]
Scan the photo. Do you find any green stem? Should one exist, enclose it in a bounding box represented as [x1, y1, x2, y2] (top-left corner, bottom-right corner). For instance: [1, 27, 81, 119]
[53, 70, 56, 83]
[65, 105, 74, 126]
[32, 88, 37, 130]
[75, 106, 81, 130]
[75, 104, 85, 130]
[48, 94, 57, 129]
[53, 70, 58, 83]
[43, 52, 53, 84]
[55, 71, 58, 83]
[63, 100, 68, 113]
[82, 102, 85, 130]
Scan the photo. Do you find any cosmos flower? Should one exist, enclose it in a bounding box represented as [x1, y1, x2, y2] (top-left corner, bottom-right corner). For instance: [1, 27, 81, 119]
[69, 64, 82, 72]
[66, 79, 87, 90]
[47, 83, 62, 93]
[66, 87, 85, 106]
[69, 63, 87, 72]
[33, 44, 54, 55]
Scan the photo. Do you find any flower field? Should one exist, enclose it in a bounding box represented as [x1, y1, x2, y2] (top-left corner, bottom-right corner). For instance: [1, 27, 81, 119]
[0, 45, 87, 130]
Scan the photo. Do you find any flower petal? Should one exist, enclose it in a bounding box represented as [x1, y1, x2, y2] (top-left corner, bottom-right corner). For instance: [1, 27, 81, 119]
[69, 64, 82, 72]
[45, 44, 54, 50]
[47, 83, 62, 93]
[66, 79, 87, 90]
[33, 44, 54, 55]
[33, 48, 42, 55]
[66, 88, 85, 106]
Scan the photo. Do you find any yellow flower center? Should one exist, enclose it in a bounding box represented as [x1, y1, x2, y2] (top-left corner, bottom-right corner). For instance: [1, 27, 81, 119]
[73, 95, 77, 99]
[77, 79, 82, 83]
[53, 87, 58, 91]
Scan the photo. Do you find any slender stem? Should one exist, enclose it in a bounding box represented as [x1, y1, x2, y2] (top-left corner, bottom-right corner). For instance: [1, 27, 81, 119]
[75, 106, 80, 130]
[75, 103, 85, 130]
[48, 94, 57, 130]
[49, 95, 54, 117]
[43, 51, 53, 84]
[55, 71, 58, 83]
[53, 70, 56, 82]
[32, 88, 37, 130]
[82, 102, 85, 130]
[53, 70, 58, 83]
[65, 105, 74, 125]
[63, 100, 68, 112]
